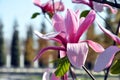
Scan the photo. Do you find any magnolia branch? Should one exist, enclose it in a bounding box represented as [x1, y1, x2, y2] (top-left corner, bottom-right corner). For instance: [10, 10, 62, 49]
[93, 0, 120, 9]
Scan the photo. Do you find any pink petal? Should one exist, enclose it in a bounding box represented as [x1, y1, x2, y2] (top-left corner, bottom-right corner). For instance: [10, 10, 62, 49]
[42, 0, 53, 13]
[34, 30, 60, 40]
[86, 40, 104, 53]
[60, 50, 66, 58]
[98, 22, 120, 44]
[75, 10, 96, 42]
[93, 2, 103, 12]
[52, 13, 65, 32]
[67, 42, 88, 68]
[54, 1, 65, 11]
[33, 0, 41, 7]
[94, 46, 120, 72]
[75, 9, 81, 18]
[34, 30, 67, 45]
[65, 9, 79, 42]
[34, 46, 66, 61]
[50, 73, 60, 80]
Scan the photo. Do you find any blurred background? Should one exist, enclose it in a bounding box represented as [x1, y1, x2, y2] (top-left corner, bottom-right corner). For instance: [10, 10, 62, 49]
[0, 0, 120, 80]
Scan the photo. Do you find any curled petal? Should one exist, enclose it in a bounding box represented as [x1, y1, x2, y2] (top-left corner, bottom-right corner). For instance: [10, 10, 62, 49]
[34, 46, 66, 61]
[34, 30, 60, 40]
[103, 4, 117, 14]
[97, 22, 120, 44]
[86, 40, 104, 53]
[34, 30, 67, 45]
[94, 46, 120, 72]
[67, 42, 88, 68]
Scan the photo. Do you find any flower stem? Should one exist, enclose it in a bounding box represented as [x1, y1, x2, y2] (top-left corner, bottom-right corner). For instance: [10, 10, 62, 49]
[82, 66, 96, 80]
[104, 67, 110, 80]
[52, 0, 55, 14]
[69, 67, 76, 80]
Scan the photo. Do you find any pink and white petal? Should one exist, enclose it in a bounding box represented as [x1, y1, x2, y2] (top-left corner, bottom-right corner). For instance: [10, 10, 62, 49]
[86, 40, 105, 53]
[50, 73, 60, 80]
[75, 10, 81, 21]
[75, 10, 96, 42]
[42, 71, 50, 80]
[52, 13, 65, 32]
[94, 46, 120, 72]
[33, 0, 41, 7]
[34, 30, 60, 40]
[97, 22, 120, 44]
[67, 42, 88, 68]
[54, 1, 65, 11]
[103, 4, 117, 14]
[34, 46, 66, 61]
[65, 9, 79, 42]
[60, 50, 66, 58]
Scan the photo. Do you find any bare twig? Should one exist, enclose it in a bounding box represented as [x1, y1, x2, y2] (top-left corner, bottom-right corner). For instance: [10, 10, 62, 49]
[82, 66, 96, 80]
[93, 0, 120, 9]
[69, 67, 76, 80]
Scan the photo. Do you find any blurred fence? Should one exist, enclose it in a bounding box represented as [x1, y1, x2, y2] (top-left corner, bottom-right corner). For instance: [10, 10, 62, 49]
[0, 68, 120, 80]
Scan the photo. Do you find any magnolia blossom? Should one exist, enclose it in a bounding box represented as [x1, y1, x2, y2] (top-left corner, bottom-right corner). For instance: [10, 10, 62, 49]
[94, 22, 120, 72]
[34, 9, 104, 69]
[72, 0, 117, 14]
[33, 0, 64, 13]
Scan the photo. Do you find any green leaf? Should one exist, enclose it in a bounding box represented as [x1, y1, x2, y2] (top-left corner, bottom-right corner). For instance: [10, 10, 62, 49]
[110, 59, 120, 74]
[80, 10, 90, 18]
[31, 12, 40, 19]
[55, 57, 70, 77]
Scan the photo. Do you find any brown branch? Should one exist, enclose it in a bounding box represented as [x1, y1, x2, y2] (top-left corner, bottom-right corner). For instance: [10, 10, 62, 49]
[93, 0, 120, 9]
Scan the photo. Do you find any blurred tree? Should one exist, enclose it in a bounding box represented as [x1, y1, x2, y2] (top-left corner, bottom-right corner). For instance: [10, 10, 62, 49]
[85, 24, 98, 70]
[0, 20, 6, 67]
[37, 22, 60, 68]
[11, 20, 20, 67]
[24, 25, 35, 67]
[38, 22, 49, 67]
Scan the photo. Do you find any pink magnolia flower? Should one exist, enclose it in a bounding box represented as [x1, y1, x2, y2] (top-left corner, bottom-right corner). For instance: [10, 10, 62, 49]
[34, 9, 104, 68]
[94, 22, 120, 72]
[72, 0, 117, 14]
[33, 0, 64, 14]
